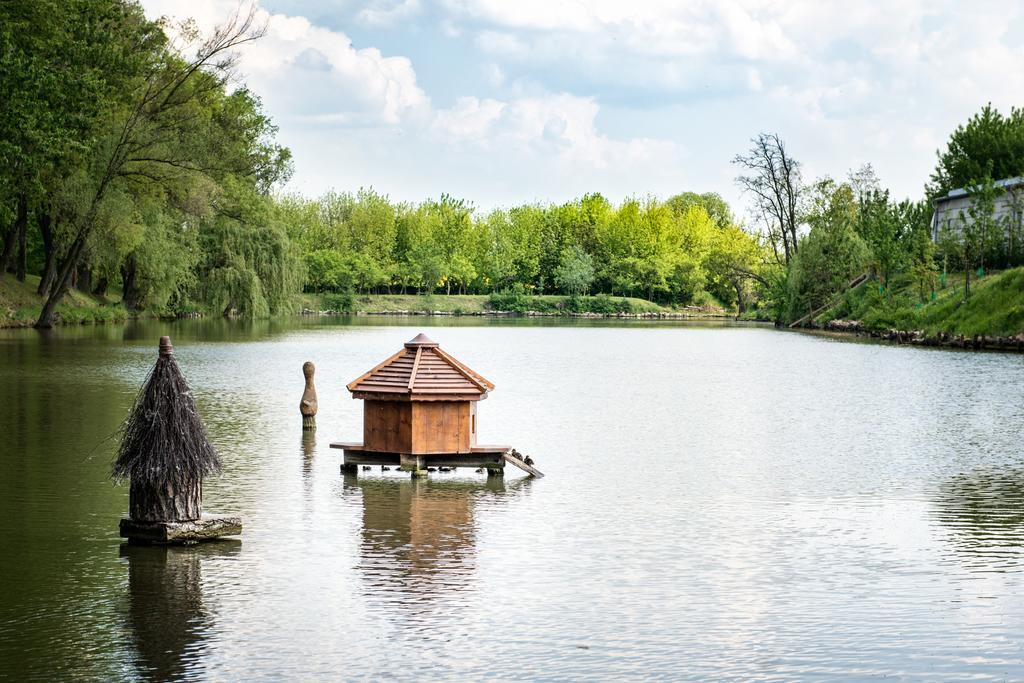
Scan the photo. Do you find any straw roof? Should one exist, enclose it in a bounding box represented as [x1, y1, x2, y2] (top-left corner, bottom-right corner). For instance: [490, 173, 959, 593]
[347, 333, 494, 401]
[112, 336, 221, 486]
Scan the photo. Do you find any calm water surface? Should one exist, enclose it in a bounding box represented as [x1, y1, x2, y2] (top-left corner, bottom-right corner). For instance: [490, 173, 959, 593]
[1, 317, 1023, 680]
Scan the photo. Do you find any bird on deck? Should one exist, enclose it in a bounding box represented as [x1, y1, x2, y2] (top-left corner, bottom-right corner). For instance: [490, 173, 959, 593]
[524, 455, 535, 466]
[510, 449, 523, 461]
[362, 466, 371, 471]
[382, 466, 391, 471]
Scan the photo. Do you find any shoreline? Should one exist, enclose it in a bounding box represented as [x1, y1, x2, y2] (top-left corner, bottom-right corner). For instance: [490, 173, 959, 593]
[5, 308, 1021, 354]
[1, 307, 737, 329]
[300, 307, 732, 320]
[795, 319, 1024, 353]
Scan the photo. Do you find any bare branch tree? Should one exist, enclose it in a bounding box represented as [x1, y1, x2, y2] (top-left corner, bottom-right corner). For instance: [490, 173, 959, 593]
[733, 133, 803, 265]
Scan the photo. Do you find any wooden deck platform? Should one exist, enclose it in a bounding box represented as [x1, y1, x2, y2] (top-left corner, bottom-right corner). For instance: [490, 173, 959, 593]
[330, 442, 537, 476]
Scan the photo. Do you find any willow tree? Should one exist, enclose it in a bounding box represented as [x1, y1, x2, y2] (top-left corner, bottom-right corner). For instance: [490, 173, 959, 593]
[35, 7, 268, 327]
[196, 179, 302, 316]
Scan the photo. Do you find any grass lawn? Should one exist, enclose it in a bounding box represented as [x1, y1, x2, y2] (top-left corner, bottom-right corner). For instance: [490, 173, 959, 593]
[821, 266, 1024, 337]
[299, 292, 692, 315]
[0, 274, 130, 327]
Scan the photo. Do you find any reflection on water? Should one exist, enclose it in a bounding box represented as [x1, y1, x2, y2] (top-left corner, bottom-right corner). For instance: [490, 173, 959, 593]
[300, 430, 316, 478]
[121, 542, 240, 681]
[348, 476, 530, 606]
[4, 318, 1024, 679]
[934, 468, 1024, 571]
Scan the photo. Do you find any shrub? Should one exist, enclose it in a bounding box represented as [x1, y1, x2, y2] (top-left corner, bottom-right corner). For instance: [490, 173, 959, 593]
[322, 291, 356, 313]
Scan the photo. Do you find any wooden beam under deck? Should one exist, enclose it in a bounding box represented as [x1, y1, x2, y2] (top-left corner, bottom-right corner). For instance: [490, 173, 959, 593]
[330, 442, 512, 471]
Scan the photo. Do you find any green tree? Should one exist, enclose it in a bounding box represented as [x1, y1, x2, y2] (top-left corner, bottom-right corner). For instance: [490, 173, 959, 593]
[787, 179, 870, 321]
[929, 104, 1024, 198]
[943, 177, 999, 299]
[554, 245, 595, 297]
[34, 7, 270, 327]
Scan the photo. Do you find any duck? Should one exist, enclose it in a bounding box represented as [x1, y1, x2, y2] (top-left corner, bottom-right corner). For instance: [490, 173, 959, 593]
[382, 466, 391, 471]
[427, 467, 437, 472]
[524, 455, 535, 466]
[474, 467, 484, 473]
[361, 465, 371, 471]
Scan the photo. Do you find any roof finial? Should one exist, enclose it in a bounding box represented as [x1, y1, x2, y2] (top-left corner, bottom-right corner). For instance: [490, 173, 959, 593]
[405, 333, 439, 348]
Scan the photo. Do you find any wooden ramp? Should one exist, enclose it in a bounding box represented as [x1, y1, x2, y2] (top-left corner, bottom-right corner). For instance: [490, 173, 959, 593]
[503, 452, 545, 478]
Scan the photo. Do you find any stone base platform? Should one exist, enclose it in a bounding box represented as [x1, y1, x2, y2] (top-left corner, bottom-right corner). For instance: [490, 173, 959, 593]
[120, 514, 243, 544]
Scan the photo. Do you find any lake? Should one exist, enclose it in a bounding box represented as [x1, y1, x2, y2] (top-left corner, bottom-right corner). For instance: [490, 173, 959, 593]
[1, 317, 1023, 680]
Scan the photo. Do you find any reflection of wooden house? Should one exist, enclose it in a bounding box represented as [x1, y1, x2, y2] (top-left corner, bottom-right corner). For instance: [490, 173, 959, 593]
[349, 477, 522, 598]
[332, 334, 512, 475]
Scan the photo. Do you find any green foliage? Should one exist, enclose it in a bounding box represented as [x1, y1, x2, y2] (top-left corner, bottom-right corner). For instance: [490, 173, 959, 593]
[554, 245, 595, 296]
[322, 291, 355, 313]
[288, 187, 768, 310]
[786, 179, 871, 321]
[665, 192, 733, 229]
[941, 176, 1000, 299]
[197, 182, 303, 317]
[822, 266, 1024, 337]
[487, 284, 551, 313]
[930, 104, 1024, 197]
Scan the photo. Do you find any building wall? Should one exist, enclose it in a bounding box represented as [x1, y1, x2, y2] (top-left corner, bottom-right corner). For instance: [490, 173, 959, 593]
[411, 401, 472, 454]
[933, 187, 1023, 242]
[363, 400, 412, 453]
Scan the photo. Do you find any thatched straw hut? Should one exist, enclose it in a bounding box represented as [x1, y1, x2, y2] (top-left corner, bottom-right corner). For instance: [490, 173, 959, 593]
[113, 336, 220, 523]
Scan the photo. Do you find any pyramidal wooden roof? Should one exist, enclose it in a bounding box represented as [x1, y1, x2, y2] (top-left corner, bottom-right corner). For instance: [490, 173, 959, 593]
[347, 334, 495, 400]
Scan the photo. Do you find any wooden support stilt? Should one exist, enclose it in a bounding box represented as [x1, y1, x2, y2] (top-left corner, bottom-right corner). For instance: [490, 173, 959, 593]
[400, 454, 428, 478]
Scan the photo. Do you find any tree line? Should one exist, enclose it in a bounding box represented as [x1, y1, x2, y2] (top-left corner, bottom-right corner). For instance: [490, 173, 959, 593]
[2, 2, 1021, 325]
[279, 190, 765, 310]
[732, 104, 1024, 323]
[0, 1, 297, 327]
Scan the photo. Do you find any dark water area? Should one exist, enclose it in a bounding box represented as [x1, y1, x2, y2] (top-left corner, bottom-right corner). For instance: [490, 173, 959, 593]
[1, 316, 1023, 680]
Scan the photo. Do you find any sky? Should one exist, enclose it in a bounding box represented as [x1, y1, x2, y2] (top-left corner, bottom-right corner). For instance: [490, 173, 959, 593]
[139, 0, 1024, 215]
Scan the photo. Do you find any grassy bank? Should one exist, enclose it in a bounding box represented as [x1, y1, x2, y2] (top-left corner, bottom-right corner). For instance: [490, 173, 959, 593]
[818, 266, 1024, 337]
[0, 275, 135, 327]
[299, 291, 726, 316]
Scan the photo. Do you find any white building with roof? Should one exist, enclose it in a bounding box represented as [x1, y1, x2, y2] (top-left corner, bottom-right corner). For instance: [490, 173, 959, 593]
[931, 176, 1024, 242]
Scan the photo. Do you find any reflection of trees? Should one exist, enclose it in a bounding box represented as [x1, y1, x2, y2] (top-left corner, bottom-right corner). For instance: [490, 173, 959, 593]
[121, 541, 240, 681]
[933, 468, 1024, 569]
[347, 476, 529, 602]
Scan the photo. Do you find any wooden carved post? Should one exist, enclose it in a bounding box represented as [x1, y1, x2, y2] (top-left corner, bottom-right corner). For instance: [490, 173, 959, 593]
[300, 361, 318, 431]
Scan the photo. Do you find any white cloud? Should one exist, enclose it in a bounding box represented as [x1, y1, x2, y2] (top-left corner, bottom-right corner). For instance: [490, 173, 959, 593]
[481, 62, 505, 87]
[144, 0, 430, 127]
[139, 0, 1024, 209]
[433, 93, 677, 170]
[139, 0, 681, 206]
[357, 0, 422, 27]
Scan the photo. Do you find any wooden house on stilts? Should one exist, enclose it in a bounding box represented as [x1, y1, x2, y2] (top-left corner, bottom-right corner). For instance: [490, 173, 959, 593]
[331, 333, 541, 477]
